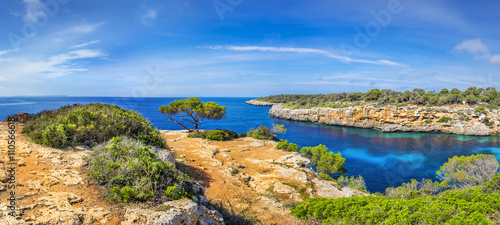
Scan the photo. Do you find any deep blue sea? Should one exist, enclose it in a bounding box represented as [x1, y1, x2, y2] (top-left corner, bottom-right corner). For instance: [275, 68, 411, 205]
[1, 96, 500, 193]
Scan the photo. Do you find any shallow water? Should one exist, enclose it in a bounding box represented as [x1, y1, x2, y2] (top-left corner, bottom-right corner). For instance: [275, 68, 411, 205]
[1, 96, 499, 193]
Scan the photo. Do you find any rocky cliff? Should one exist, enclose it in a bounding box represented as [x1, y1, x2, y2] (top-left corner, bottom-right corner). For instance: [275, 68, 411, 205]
[245, 100, 276, 106]
[269, 104, 500, 136]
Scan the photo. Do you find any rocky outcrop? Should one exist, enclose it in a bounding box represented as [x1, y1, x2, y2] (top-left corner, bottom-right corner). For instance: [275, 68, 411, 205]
[122, 199, 224, 225]
[245, 99, 276, 106]
[269, 104, 500, 136]
[0, 123, 224, 225]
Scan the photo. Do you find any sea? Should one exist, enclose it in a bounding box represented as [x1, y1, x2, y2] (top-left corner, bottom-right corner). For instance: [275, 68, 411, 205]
[1, 96, 500, 193]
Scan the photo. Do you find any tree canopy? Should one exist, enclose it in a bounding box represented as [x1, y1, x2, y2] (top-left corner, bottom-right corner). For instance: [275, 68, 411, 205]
[159, 97, 226, 131]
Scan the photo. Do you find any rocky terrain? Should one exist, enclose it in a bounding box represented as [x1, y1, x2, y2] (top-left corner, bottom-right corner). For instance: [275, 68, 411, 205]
[268, 104, 500, 136]
[162, 130, 365, 225]
[0, 122, 224, 225]
[0, 122, 363, 225]
[245, 100, 277, 106]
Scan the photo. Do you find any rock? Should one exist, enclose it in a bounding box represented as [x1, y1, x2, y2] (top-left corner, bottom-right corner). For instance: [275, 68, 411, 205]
[17, 159, 26, 166]
[159, 151, 176, 169]
[121, 199, 224, 225]
[269, 104, 499, 136]
[245, 100, 276, 106]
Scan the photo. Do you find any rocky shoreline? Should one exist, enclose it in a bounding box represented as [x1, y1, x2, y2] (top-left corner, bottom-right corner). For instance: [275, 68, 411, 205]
[245, 99, 277, 106]
[267, 104, 500, 136]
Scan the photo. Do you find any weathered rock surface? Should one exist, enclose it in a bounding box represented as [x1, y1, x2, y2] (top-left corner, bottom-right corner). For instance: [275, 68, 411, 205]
[0, 123, 224, 225]
[245, 100, 277, 106]
[269, 104, 500, 136]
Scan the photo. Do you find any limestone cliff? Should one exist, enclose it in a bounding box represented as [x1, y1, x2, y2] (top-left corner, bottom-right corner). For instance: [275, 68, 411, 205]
[245, 100, 276, 106]
[269, 104, 500, 136]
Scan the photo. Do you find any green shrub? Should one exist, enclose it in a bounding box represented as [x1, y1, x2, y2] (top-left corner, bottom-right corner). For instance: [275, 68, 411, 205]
[337, 175, 367, 193]
[300, 144, 345, 174]
[246, 126, 278, 141]
[276, 140, 300, 152]
[231, 168, 239, 176]
[187, 129, 239, 141]
[318, 173, 334, 181]
[22, 103, 167, 149]
[385, 178, 447, 199]
[483, 117, 495, 127]
[475, 106, 487, 114]
[436, 154, 499, 189]
[89, 136, 192, 203]
[437, 115, 452, 123]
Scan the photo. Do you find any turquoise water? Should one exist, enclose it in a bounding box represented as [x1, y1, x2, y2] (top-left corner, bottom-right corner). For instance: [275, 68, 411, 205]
[1, 96, 499, 193]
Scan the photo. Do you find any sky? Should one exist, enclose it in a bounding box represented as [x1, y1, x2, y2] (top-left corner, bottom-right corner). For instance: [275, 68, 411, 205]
[0, 0, 499, 97]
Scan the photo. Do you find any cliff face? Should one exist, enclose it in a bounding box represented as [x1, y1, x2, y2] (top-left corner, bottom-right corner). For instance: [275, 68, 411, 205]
[245, 100, 276, 106]
[269, 104, 500, 136]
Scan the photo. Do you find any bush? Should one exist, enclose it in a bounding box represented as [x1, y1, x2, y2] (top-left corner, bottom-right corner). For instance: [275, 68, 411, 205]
[475, 106, 487, 114]
[337, 175, 367, 193]
[89, 136, 192, 202]
[318, 173, 334, 181]
[385, 178, 447, 199]
[276, 140, 300, 152]
[437, 115, 452, 123]
[187, 129, 239, 141]
[292, 185, 500, 224]
[436, 154, 499, 189]
[300, 144, 345, 174]
[246, 126, 278, 141]
[483, 117, 495, 127]
[22, 103, 167, 149]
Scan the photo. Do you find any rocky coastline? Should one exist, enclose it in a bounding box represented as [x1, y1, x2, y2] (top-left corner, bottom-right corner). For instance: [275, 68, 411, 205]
[245, 99, 277, 106]
[267, 104, 500, 136]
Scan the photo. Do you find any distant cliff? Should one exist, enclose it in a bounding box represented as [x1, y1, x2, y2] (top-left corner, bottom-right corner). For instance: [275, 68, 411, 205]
[245, 100, 277, 106]
[269, 104, 500, 136]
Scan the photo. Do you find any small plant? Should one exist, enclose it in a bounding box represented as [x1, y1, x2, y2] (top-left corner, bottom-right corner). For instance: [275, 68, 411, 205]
[231, 168, 239, 176]
[475, 106, 487, 115]
[187, 129, 239, 141]
[276, 140, 300, 152]
[318, 173, 335, 181]
[300, 144, 346, 174]
[482, 117, 495, 127]
[246, 126, 278, 141]
[437, 115, 452, 123]
[337, 175, 368, 193]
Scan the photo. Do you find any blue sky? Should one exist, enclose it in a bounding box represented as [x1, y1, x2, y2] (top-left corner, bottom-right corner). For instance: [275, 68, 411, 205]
[0, 0, 499, 97]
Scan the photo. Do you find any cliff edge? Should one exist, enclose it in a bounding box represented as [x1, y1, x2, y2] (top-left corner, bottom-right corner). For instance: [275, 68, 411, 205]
[269, 104, 500, 136]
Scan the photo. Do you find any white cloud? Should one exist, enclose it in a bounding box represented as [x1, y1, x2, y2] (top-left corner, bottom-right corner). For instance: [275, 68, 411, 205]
[0, 48, 20, 56]
[454, 39, 500, 65]
[70, 40, 101, 49]
[23, 0, 44, 23]
[0, 49, 106, 80]
[208, 45, 404, 67]
[454, 39, 489, 54]
[141, 8, 157, 25]
[59, 22, 106, 35]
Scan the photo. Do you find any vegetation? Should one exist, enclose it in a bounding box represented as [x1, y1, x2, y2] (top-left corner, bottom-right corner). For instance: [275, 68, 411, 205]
[292, 154, 500, 224]
[437, 154, 499, 189]
[159, 97, 226, 132]
[436, 115, 452, 123]
[245, 125, 279, 141]
[89, 136, 193, 202]
[337, 175, 368, 193]
[256, 87, 500, 109]
[300, 144, 346, 174]
[21, 103, 166, 149]
[276, 139, 300, 152]
[187, 129, 239, 141]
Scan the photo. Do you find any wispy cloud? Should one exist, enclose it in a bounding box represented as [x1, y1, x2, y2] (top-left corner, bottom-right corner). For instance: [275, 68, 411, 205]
[207, 46, 404, 67]
[141, 8, 157, 26]
[454, 39, 500, 65]
[0, 48, 20, 56]
[0, 49, 106, 80]
[23, 0, 44, 23]
[70, 40, 101, 49]
[59, 22, 107, 35]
